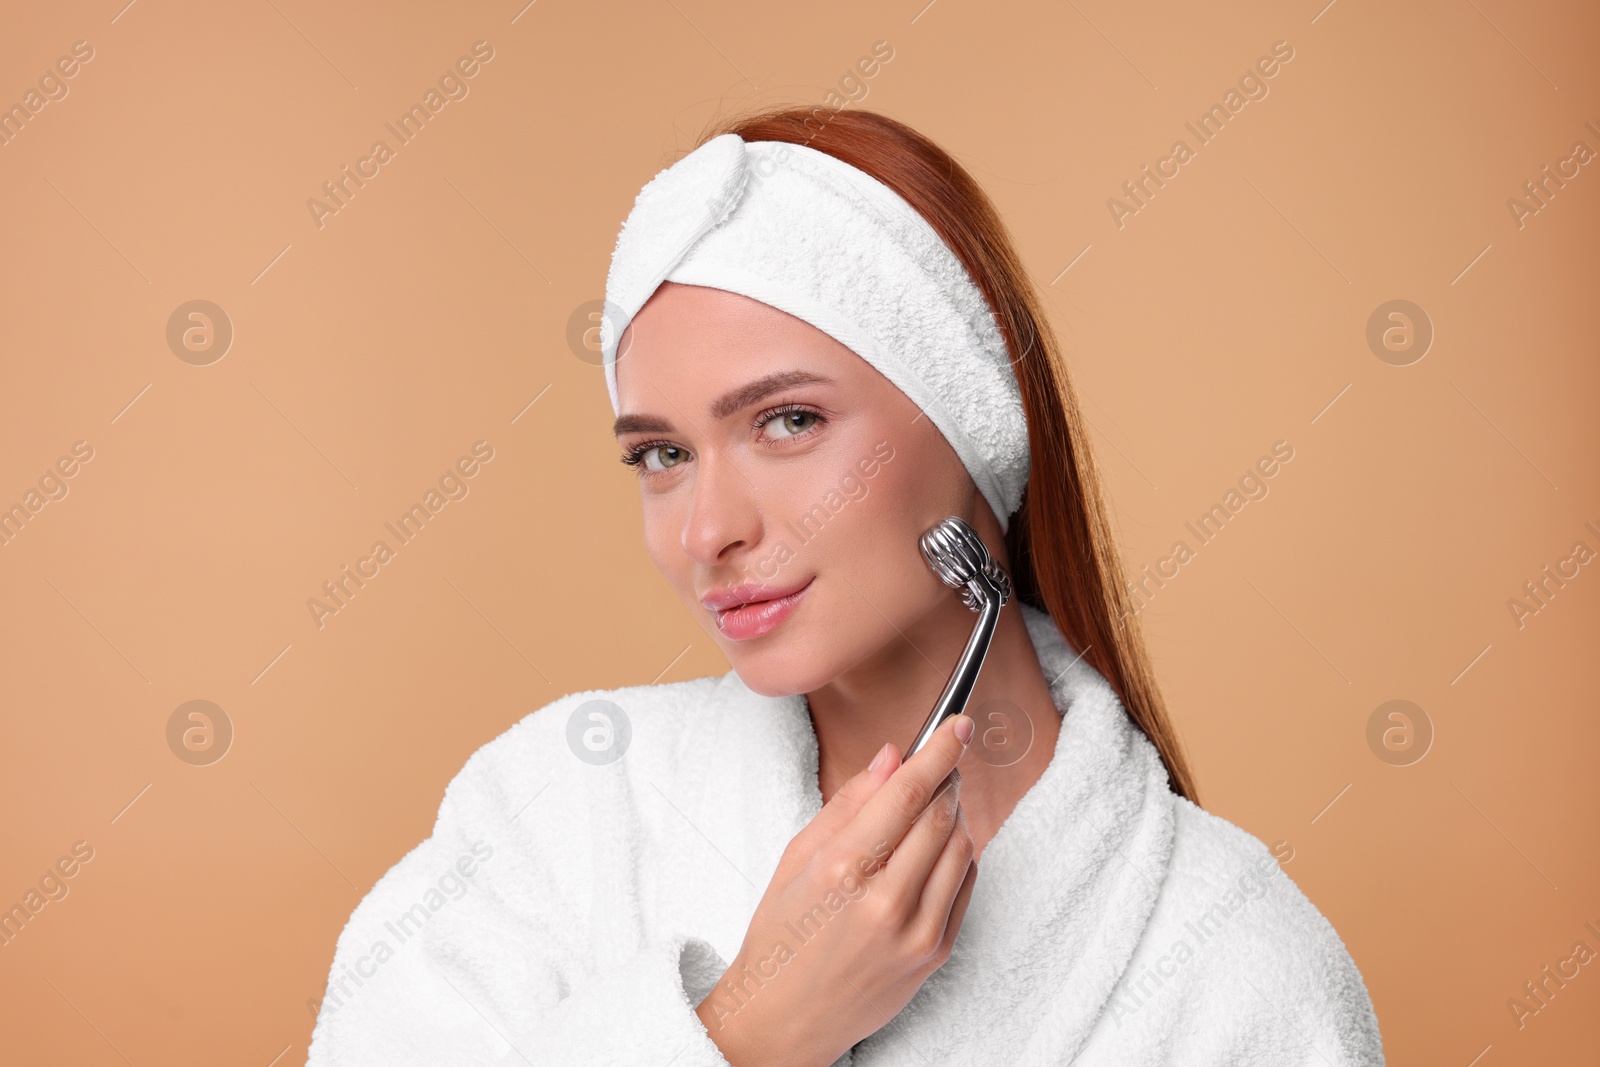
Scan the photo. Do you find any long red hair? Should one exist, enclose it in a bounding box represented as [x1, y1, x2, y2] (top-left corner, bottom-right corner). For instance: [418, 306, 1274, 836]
[694, 106, 1201, 805]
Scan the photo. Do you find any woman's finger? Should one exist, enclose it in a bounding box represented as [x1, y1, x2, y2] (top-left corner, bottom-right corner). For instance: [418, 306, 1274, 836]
[846, 715, 970, 863]
[915, 801, 976, 933]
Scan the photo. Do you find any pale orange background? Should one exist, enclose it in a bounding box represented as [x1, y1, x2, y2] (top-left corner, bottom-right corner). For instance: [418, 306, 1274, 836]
[1, 1, 1596, 1064]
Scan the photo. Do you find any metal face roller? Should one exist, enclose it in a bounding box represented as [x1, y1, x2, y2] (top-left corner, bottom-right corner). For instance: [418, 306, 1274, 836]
[902, 515, 1013, 761]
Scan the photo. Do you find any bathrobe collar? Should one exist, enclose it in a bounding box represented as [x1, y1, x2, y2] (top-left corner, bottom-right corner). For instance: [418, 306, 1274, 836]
[675, 601, 1178, 1063]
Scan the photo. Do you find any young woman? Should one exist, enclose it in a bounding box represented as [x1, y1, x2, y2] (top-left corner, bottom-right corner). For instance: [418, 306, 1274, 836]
[307, 107, 1383, 1066]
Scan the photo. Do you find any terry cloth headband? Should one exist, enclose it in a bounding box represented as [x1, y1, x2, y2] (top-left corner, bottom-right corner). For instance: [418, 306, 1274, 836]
[599, 132, 1030, 533]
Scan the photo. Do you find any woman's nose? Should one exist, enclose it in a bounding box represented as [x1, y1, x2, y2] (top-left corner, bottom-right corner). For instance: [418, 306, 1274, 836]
[680, 450, 761, 565]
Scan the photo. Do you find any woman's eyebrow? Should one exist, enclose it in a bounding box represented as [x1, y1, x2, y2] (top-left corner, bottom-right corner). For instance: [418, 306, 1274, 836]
[611, 412, 671, 437]
[708, 369, 834, 419]
[612, 369, 835, 438]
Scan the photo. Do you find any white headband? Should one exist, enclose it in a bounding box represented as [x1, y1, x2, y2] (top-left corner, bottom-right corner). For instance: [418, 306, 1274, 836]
[599, 133, 1030, 533]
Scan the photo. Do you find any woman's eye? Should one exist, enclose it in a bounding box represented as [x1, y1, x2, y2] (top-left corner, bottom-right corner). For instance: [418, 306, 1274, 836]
[641, 444, 688, 472]
[760, 409, 819, 440]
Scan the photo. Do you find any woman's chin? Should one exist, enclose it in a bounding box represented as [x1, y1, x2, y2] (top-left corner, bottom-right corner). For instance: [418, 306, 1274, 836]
[726, 655, 824, 699]
[721, 633, 840, 699]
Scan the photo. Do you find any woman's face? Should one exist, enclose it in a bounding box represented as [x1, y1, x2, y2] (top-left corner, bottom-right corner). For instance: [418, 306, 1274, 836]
[613, 282, 998, 697]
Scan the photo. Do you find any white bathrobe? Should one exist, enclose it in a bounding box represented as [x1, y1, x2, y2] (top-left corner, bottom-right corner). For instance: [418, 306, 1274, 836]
[305, 603, 1383, 1065]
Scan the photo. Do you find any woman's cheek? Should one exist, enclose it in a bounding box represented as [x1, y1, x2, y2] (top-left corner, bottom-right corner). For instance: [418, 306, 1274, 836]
[813, 443, 924, 589]
[854, 435, 982, 615]
[640, 495, 689, 580]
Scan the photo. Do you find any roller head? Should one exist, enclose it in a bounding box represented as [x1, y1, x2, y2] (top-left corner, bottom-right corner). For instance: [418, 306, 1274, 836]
[918, 516, 1012, 613]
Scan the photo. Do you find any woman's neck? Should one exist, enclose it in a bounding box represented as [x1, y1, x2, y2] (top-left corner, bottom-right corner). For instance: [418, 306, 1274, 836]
[804, 597, 1063, 862]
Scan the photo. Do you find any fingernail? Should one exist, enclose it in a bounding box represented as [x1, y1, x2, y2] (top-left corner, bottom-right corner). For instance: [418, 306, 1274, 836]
[869, 743, 889, 771]
[953, 715, 974, 746]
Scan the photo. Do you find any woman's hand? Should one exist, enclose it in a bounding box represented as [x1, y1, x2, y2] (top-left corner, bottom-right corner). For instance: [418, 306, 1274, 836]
[696, 713, 979, 1067]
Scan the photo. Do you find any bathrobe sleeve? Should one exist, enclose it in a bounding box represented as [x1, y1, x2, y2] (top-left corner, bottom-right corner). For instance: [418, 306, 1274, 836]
[304, 692, 740, 1067]
[1185, 809, 1384, 1067]
[1083, 799, 1385, 1066]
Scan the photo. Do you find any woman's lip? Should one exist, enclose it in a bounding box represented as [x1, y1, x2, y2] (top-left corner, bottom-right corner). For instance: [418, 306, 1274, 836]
[713, 578, 814, 641]
[700, 577, 813, 613]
